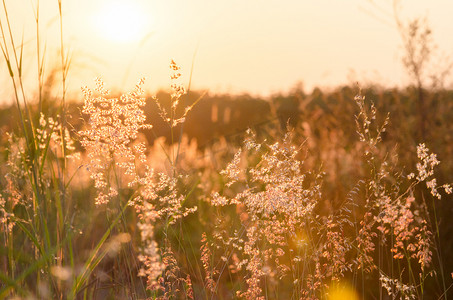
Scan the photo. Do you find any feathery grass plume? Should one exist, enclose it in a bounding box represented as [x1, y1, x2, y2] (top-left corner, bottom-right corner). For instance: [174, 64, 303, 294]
[379, 271, 416, 300]
[409, 143, 452, 199]
[211, 130, 329, 298]
[136, 211, 165, 292]
[204, 89, 450, 299]
[350, 89, 453, 299]
[79, 77, 152, 205]
[0, 133, 31, 273]
[155, 60, 197, 130]
[200, 232, 218, 294]
[149, 245, 194, 300]
[134, 170, 197, 223]
[134, 169, 197, 296]
[0, 114, 79, 231]
[79, 62, 199, 297]
[0, 177, 21, 233]
[133, 65, 198, 296]
[36, 112, 79, 163]
[355, 211, 377, 273]
[321, 216, 353, 281]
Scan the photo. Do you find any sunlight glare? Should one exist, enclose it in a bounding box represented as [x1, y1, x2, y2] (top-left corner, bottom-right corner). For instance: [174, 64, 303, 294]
[94, 0, 149, 43]
[327, 282, 360, 300]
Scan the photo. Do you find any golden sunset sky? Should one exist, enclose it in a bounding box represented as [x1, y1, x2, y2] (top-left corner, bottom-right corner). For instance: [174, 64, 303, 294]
[1, 0, 452, 102]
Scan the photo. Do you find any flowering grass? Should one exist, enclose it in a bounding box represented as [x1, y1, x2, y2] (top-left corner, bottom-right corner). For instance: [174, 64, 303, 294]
[1, 63, 452, 298]
[1, 2, 453, 299]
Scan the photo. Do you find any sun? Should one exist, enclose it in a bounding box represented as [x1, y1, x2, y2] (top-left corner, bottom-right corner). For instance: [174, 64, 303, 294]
[94, 0, 149, 43]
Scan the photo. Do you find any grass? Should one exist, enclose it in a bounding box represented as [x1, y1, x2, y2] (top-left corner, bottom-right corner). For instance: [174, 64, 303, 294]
[1, 1, 453, 299]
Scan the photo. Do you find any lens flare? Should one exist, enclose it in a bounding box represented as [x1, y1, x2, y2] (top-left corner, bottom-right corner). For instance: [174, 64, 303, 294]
[327, 282, 360, 300]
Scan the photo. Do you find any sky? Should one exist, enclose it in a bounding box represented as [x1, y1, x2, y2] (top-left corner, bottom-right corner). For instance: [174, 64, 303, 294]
[1, 0, 453, 103]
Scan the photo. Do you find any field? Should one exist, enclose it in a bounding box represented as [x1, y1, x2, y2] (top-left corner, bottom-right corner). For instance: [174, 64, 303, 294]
[1, 2, 453, 300]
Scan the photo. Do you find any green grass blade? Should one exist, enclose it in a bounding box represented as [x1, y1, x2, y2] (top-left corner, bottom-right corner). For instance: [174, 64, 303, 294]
[71, 201, 130, 297]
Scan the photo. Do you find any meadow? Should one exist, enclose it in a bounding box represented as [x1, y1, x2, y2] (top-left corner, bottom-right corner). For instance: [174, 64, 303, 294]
[1, 2, 453, 300]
